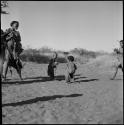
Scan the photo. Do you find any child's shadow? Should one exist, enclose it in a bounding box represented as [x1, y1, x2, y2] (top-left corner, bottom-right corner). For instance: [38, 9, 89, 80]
[74, 76, 87, 80]
[55, 74, 87, 81]
[75, 78, 99, 83]
[55, 75, 65, 81]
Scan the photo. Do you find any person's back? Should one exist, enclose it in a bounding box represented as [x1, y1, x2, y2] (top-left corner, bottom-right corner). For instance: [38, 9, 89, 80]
[65, 55, 77, 83]
[67, 61, 77, 75]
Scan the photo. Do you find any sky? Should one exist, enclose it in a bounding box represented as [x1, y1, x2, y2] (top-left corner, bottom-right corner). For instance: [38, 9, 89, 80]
[1, 1, 123, 52]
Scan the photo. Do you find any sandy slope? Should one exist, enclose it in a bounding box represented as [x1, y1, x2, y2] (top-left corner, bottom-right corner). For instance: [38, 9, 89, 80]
[2, 55, 123, 124]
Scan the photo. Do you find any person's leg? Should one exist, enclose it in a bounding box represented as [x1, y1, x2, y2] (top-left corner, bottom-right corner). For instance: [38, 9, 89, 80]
[70, 73, 75, 83]
[15, 59, 23, 80]
[16, 66, 23, 80]
[3, 61, 9, 81]
[65, 72, 71, 83]
[9, 66, 12, 76]
[0, 55, 4, 77]
[50, 70, 55, 80]
[13, 42, 17, 60]
[111, 66, 119, 80]
[121, 67, 123, 72]
[2, 49, 9, 81]
[48, 67, 54, 80]
[18, 58, 23, 68]
[0, 45, 5, 78]
[119, 64, 123, 72]
[0, 59, 4, 78]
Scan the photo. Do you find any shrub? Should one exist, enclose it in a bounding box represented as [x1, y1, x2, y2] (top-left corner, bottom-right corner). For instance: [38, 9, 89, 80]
[20, 47, 108, 64]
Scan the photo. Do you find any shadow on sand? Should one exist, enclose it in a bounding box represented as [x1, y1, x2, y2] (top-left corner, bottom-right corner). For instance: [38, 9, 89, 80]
[2, 75, 98, 84]
[74, 76, 87, 80]
[2, 75, 66, 85]
[2, 93, 83, 107]
[75, 78, 99, 83]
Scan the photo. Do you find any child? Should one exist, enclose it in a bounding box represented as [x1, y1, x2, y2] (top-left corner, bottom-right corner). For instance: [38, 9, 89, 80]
[64, 53, 77, 83]
[47, 52, 58, 80]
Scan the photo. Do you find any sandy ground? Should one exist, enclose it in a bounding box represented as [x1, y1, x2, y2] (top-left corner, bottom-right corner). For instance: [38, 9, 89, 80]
[2, 55, 123, 124]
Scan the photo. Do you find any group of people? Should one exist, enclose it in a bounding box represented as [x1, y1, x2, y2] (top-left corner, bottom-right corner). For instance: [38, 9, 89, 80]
[1, 20, 77, 83]
[47, 52, 77, 83]
[47, 40, 123, 82]
[1, 20, 123, 82]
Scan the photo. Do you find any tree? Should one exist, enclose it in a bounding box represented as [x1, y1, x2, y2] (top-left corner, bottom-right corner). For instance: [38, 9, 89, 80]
[1, 1, 8, 14]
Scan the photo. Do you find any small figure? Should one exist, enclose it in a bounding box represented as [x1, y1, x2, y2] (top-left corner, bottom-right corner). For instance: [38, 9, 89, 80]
[47, 52, 58, 80]
[64, 53, 77, 83]
[111, 40, 123, 80]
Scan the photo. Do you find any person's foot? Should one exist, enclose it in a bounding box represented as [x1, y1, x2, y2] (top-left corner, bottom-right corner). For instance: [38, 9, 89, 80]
[66, 80, 71, 84]
[20, 78, 23, 81]
[50, 77, 54, 80]
[71, 78, 75, 83]
[2, 77, 7, 81]
[110, 78, 115, 80]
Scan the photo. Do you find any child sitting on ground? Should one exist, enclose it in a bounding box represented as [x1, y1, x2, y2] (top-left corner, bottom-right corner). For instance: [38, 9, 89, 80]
[47, 52, 58, 80]
[64, 53, 77, 83]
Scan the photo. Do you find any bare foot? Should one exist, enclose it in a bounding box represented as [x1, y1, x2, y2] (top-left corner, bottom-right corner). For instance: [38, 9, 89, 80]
[66, 81, 71, 84]
[110, 78, 115, 80]
[19, 78, 23, 81]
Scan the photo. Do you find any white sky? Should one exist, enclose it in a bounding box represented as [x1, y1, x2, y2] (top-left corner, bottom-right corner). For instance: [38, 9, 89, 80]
[1, 1, 123, 52]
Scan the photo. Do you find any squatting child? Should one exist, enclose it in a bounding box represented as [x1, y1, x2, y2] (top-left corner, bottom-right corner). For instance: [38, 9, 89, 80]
[64, 53, 77, 83]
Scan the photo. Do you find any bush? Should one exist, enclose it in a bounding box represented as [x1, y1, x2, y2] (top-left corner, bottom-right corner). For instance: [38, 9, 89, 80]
[20, 47, 108, 64]
[20, 53, 49, 64]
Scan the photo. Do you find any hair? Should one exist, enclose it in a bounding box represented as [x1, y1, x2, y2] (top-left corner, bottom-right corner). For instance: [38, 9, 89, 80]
[67, 56, 74, 62]
[120, 40, 123, 43]
[1, 29, 4, 35]
[53, 52, 58, 59]
[10, 21, 19, 27]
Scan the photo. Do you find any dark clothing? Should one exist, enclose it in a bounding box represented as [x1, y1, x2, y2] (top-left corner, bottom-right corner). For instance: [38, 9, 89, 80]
[5, 28, 23, 58]
[116, 47, 123, 68]
[47, 59, 57, 79]
[8, 57, 22, 70]
[69, 73, 74, 79]
[1, 29, 6, 45]
[1, 29, 7, 56]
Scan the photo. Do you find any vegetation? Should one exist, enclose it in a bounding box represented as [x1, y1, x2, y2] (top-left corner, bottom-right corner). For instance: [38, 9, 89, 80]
[20, 47, 108, 64]
[1, 1, 8, 14]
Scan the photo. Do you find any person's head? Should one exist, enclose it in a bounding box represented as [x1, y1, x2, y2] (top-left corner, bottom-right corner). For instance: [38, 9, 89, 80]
[67, 56, 74, 62]
[52, 52, 58, 59]
[10, 21, 19, 30]
[1, 29, 4, 35]
[119, 40, 123, 48]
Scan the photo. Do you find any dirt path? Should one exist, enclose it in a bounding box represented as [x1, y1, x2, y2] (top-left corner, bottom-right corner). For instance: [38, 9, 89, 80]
[2, 60, 123, 124]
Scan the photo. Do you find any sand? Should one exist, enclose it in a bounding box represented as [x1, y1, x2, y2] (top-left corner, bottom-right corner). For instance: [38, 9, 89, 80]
[2, 55, 123, 124]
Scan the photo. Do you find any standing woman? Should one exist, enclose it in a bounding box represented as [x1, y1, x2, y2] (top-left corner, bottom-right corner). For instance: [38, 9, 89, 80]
[3, 21, 23, 80]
